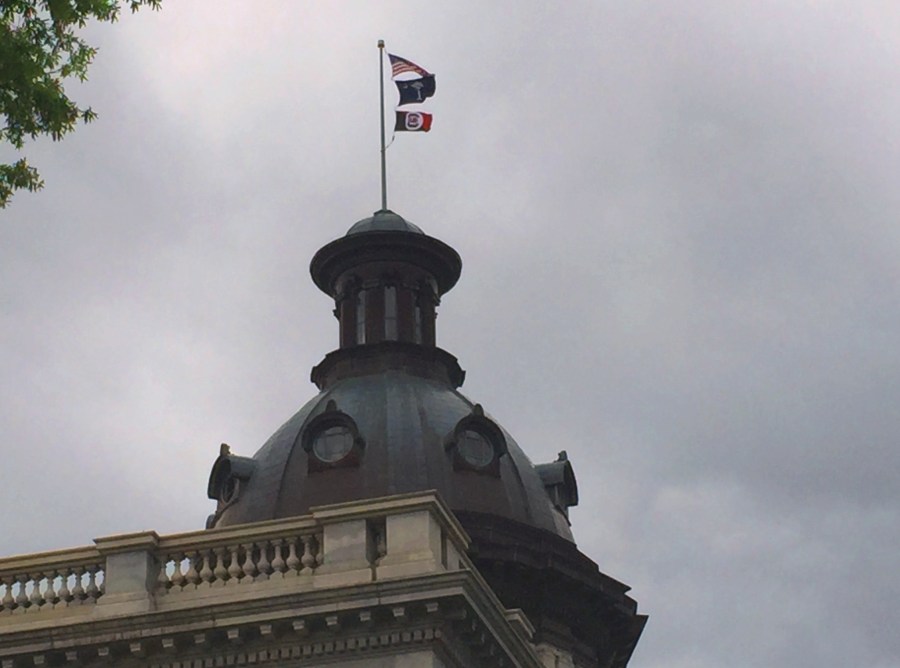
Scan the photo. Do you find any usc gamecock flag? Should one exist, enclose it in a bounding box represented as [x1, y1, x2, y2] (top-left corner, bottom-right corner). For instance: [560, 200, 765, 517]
[395, 111, 433, 132]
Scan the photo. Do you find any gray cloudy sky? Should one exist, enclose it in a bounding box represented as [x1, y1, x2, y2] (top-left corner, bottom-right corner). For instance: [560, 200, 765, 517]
[2, 2, 899, 666]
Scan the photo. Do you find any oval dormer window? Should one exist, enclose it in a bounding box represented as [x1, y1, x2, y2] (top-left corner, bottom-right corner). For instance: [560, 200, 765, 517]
[300, 400, 365, 472]
[312, 425, 354, 463]
[445, 405, 507, 476]
[458, 429, 493, 468]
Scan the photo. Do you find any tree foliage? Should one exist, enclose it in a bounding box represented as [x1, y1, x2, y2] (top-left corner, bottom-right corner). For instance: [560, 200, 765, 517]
[0, 0, 160, 208]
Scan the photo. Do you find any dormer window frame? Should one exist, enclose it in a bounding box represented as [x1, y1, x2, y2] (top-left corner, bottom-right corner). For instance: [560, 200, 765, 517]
[206, 444, 257, 528]
[445, 405, 507, 477]
[301, 401, 365, 472]
[536, 451, 579, 523]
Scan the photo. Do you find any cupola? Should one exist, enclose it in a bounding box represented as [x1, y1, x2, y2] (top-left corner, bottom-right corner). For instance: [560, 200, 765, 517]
[310, 209, 461, 350]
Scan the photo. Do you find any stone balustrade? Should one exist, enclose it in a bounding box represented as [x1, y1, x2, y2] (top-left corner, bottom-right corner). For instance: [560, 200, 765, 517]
[155, 523, 324, 593]
[0, 550, 104, 615]
[0, 491, 468, 627]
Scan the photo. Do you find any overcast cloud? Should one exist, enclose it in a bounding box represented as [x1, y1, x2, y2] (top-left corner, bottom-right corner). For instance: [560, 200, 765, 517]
[2, 2, 899, 666]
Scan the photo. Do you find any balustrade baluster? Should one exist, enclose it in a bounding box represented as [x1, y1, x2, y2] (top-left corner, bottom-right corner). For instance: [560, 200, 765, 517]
[28, 573, 43, 607]
[42, 570, 58, 607]
[14, 574, 28, 608]
[213, 547, 228, 584]
[185, 552, 200, 586]
[285, 539, 300, 575]
[227, 545, 242, 581]
[170, 553, 185, 589]
[57, 567, 71, 604]
[270, 539, 286, 576]
[85, 566, 100, 601]
[0, 576, 13, 612]
[241, 544, 257, 581]
[71, 567, 85, 601]
[316, 533, 324, 566]
[199, 549, 214, 584]
[256, 540, 271, 580]
[301, 535, 315, 571]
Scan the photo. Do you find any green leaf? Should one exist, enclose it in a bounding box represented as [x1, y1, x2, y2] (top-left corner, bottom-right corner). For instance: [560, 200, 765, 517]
[0, 0, 161, 210]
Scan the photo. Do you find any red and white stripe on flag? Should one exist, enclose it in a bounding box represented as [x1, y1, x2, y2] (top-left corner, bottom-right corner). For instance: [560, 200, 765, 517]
[388, 53, 430, 78]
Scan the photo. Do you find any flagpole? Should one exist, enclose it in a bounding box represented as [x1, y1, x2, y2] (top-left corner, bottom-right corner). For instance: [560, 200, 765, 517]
[378, 39, 387, 212]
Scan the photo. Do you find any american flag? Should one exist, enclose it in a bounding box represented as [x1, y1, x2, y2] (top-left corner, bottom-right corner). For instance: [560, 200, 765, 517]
[388, 53, 430, 78]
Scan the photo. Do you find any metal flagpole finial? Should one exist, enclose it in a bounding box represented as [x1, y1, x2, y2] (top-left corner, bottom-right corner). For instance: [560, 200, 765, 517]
[378, 39, 384, 48]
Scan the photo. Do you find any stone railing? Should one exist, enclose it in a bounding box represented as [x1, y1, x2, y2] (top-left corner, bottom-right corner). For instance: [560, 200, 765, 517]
[155, 521, 323, 593]
[0, 549, 104, 615]
[0, 491, 469, 626]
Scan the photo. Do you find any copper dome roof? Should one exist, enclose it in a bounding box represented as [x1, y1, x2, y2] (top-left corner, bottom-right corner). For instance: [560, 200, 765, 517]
[210, 353, 573, 540]
[208, 214, 573, 540]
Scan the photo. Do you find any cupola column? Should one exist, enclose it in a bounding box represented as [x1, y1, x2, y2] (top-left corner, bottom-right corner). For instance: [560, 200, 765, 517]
[420, 285, 437, 346]
[337, 284, 356, 349]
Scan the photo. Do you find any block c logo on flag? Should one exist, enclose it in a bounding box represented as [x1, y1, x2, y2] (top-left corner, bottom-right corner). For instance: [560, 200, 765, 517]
[395, 111, 433, 133]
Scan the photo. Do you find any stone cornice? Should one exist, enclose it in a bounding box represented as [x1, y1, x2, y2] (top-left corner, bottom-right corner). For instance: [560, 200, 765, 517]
[1, 570, 542, 667]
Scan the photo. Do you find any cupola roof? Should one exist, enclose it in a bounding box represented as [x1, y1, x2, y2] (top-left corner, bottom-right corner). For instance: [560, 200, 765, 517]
[310, 211, 460, 297]
[346, 208, 424, 235]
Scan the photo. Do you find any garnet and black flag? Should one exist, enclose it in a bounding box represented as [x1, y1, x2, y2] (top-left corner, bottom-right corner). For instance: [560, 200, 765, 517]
[395, 74, 436, 106]
[395, 111, 433, 132]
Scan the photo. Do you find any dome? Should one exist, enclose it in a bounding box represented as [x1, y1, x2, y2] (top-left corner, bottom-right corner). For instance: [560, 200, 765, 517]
[205, 210, 644, 666]
[209, 212, 573, 539]
[209, 345, 573, 542]
[346, 209, 424, 236]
